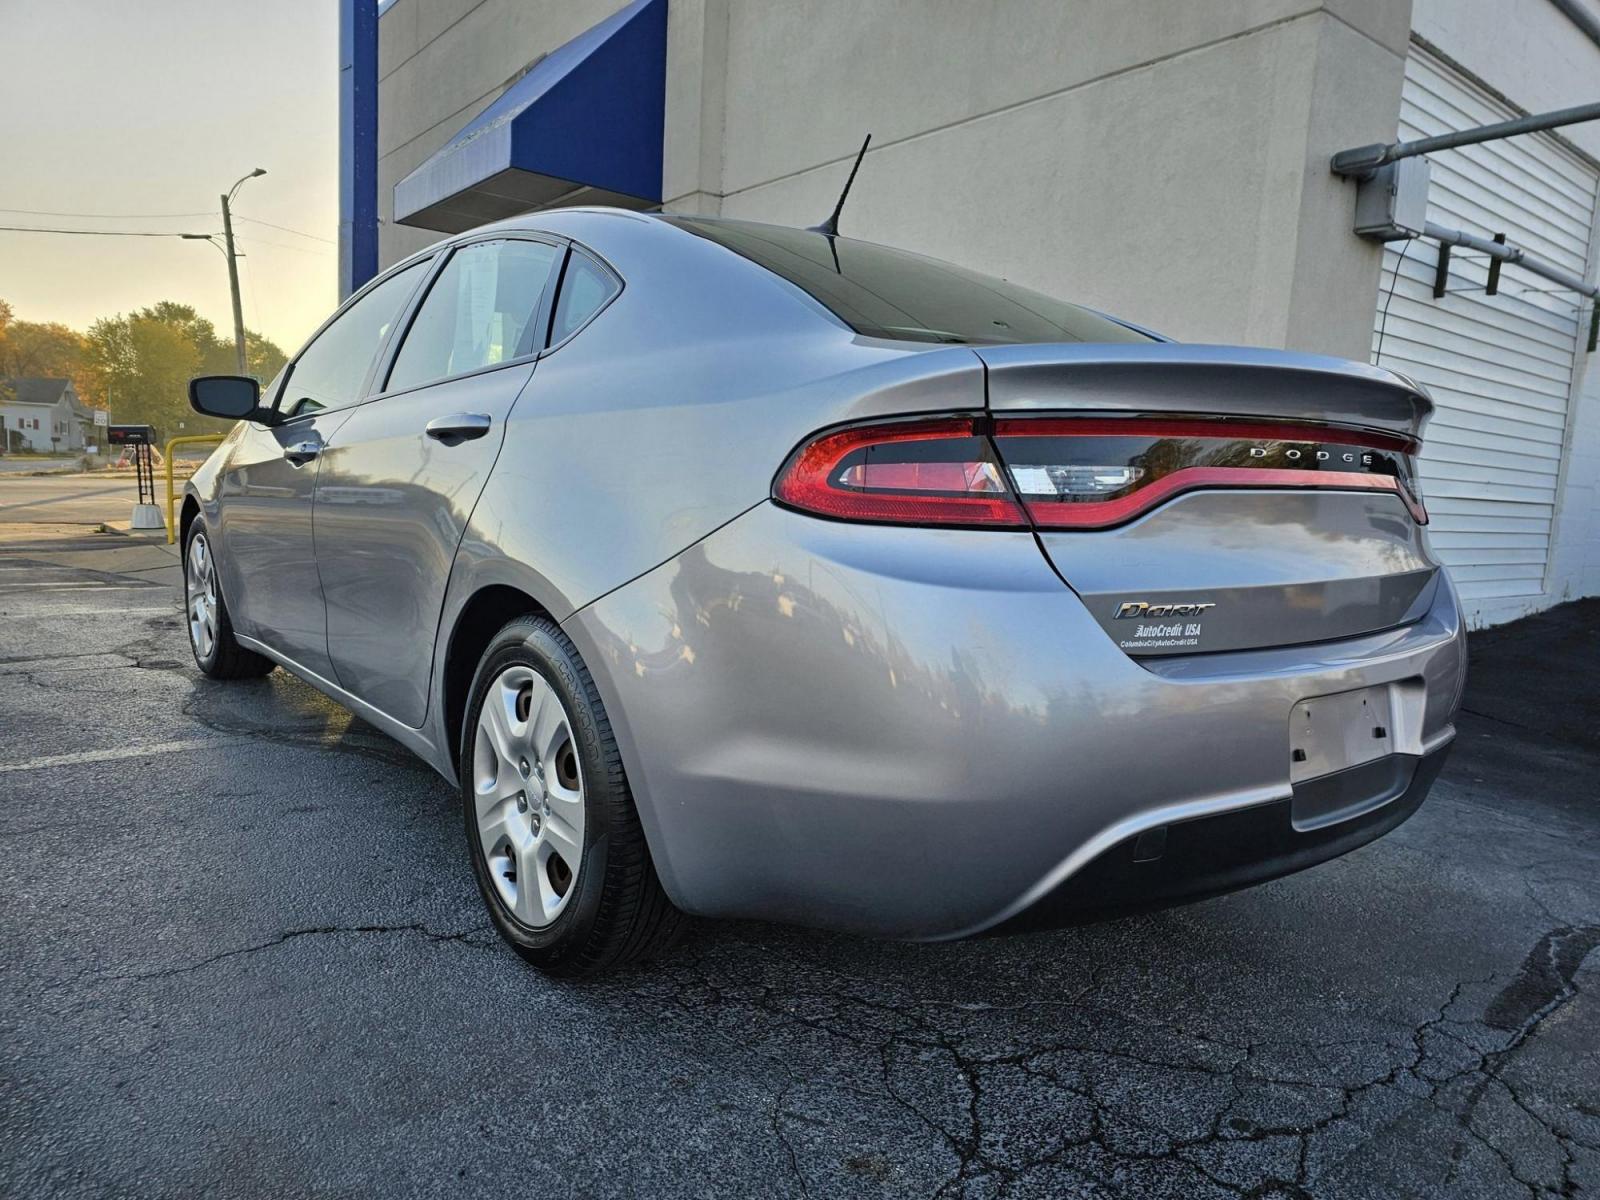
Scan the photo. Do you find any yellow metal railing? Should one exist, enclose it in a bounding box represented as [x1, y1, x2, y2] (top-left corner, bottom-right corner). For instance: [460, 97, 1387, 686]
[164, 435, 226, 544]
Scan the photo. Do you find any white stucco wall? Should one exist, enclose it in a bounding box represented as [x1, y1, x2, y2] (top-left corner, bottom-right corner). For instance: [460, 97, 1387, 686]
[666, 0, 1409, 361]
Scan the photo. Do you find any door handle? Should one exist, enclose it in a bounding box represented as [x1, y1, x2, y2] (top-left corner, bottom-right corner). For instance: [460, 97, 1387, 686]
[283, 439, 321, 466]
[425, 413, 492, 445]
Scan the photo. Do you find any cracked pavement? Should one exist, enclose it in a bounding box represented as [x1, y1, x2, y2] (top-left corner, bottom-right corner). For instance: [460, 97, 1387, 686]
[1, 524, 1597, 1198]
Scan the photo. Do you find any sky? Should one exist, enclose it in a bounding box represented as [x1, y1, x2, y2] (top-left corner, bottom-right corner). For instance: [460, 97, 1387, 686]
[0, 0, 339, 353]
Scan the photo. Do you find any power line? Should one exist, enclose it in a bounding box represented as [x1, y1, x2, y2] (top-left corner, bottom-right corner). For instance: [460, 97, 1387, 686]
[0, 206, 213, 219]
[0, 224, 212, 238]
[235, 215, 335, 244]
[0, 206, 336, 246]
[233, 234, 335, 257]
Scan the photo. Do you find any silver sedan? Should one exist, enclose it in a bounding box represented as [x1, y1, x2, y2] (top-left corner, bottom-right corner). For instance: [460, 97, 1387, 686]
[183, 209, 1465, 975]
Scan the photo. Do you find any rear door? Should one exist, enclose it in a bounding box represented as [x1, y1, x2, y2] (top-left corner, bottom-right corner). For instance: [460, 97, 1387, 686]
[218, 259, 431, 676]
[978, 344, 1439, 655]
[312, 235, 565, 727]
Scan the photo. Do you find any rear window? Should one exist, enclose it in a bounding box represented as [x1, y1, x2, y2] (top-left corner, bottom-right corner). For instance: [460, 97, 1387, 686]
[550, 251, 620, 344]
[663, 216, 1152, 347]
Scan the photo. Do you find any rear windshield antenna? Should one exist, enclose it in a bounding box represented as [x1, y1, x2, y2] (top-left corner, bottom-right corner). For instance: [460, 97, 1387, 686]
[810, 133, 872, 238]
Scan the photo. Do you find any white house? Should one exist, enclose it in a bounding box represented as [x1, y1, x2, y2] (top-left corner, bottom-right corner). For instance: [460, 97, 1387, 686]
[0, 378, 93, 454]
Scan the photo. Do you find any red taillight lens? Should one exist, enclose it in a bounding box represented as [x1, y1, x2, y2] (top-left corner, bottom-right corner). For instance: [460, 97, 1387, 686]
[776, 416, 1426, 530]
[774, 418, 1027, 527]
[991, 418, 1427, 528]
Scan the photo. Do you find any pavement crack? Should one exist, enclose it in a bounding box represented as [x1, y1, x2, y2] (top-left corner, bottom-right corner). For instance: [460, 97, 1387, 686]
[769, 1082, 811, 1199]
[107, 923, 496, 982]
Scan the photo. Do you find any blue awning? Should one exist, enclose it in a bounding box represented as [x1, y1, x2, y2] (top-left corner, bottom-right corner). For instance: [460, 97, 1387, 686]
[393, 0, 665, 233]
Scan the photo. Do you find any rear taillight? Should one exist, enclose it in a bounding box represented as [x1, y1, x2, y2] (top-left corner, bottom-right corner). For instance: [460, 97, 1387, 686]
[774, 416, 1426, 529]
[992, 418, 1426, 528]
[773, 418, 1025, 526]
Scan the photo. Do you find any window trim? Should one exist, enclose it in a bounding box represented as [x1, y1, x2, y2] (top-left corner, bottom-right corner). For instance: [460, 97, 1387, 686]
[538, 243, 625, 358]
[367, 230, 568, 404]
[268, 252, 437, 424]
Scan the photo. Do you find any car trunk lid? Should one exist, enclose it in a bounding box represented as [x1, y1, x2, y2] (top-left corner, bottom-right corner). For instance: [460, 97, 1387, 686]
[976, 344, 1438, 656]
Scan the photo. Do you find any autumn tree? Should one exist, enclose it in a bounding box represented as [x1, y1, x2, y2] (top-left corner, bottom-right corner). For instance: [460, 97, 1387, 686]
[0, 317, 101, 408]
[3, 297, 288, 441]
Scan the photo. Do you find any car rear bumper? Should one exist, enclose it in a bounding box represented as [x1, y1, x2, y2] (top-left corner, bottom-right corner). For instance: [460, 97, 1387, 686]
[565, 501, 1466, 940]
[989, 743, 1449, 933]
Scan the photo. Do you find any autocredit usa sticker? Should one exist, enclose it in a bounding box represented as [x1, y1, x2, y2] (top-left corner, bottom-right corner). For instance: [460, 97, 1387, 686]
[1112, 601, 1215, 651]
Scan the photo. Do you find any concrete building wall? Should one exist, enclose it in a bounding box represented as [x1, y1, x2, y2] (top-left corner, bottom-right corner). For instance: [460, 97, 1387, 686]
[664, 0, 1409, 360]
[381, 0, 1412, 360]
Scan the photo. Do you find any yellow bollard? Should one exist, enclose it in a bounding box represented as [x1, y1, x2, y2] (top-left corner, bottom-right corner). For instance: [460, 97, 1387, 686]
[163, 435, 226, 544]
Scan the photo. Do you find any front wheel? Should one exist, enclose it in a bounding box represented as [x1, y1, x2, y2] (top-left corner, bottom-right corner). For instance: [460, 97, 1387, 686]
[462, 616, 684, 976]
[184, 524, 274, 680]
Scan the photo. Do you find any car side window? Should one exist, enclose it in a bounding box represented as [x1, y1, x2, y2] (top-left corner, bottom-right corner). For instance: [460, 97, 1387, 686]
[385, 239, 562, 393]
[280, 260, 428, 417]
[549, 250, 620, 345]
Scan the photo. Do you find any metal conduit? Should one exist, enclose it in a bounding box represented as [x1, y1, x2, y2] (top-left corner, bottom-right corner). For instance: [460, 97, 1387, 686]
[1332, 101, 1600, 178]
[1422, 221, 1600, 299]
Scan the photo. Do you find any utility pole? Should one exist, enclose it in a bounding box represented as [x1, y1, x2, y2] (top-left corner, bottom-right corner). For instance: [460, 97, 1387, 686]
[220, 193, 248, 374]
[220, 168, 266, 375]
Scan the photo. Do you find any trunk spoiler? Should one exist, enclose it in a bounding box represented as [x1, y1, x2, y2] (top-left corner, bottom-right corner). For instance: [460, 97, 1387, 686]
[974, 344, 1433, 443]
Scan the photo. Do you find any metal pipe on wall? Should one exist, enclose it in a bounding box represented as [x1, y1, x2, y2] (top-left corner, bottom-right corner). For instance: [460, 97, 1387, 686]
[1550, 0, 1600, 50]
[1422, 221, 1600, 299]
[1333, 101, 1600, 178]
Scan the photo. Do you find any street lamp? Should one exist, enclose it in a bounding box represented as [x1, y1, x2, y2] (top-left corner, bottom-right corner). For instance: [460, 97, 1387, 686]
[180, 233, 226, 254]
[220, 168, 266, 375]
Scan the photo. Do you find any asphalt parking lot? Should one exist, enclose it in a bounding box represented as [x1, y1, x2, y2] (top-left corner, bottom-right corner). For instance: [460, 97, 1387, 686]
[2, 497, 1597, 1198]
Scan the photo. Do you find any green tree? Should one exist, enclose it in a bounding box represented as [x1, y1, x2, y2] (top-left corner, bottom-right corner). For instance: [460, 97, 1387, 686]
[86, 312, 199, 438]
[138, 301, 286, 381]
[83, 302, 287, 440]
[243, 329, 288, 382]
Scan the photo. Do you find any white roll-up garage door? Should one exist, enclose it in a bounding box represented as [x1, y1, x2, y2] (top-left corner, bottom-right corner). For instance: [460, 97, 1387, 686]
[1372, 47, 1598, 624]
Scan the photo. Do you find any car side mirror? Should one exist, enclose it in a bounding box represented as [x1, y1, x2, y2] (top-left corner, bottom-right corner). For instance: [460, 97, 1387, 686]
[189, 375, 279, 425]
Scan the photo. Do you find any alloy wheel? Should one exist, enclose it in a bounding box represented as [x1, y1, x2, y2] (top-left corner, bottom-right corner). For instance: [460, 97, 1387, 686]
[473, 665, 586, 927]
[186, 532, 218, 661]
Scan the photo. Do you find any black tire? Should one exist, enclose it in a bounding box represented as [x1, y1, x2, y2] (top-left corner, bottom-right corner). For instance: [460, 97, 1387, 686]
[461, 616, 684, 977]
[183, 522, 275, 680]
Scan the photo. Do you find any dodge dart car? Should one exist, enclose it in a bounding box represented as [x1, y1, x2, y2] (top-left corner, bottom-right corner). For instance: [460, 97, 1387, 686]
[182, 209, 1465, 975]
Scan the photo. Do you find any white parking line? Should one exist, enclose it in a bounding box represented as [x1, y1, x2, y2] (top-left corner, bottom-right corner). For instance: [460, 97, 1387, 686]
[0, 739, 244, 773]
[0, 607, 174, 616]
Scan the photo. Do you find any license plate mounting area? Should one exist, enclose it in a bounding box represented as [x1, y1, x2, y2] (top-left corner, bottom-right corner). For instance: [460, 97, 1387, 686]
[1289, 684, 1395, 784]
